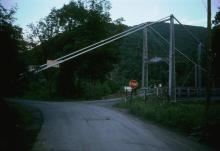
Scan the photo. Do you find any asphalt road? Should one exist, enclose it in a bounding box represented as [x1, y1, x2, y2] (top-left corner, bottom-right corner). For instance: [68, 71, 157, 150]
[16, 99, 212, 151]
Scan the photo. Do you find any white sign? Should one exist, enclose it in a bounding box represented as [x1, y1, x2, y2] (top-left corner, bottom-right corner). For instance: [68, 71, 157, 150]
[28, 65, 36, 72]
[47, 60, 59, 68]
[124, 86, 132, 92]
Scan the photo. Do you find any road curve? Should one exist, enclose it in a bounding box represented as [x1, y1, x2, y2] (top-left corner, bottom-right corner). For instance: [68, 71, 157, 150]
[17, 99, 212, 151]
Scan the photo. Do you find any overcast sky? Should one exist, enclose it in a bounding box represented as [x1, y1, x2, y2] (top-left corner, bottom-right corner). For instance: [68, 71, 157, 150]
[1, 0, 220, 30]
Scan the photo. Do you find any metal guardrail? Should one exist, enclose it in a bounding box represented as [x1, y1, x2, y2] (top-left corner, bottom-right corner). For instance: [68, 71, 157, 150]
[176, 87, 220, 98]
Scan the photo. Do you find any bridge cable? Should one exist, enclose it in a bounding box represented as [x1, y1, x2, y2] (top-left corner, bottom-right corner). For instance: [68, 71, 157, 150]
[148, 26, 206, 72]
[181, 66, 195, 87]
[173, 16, 206, 48]
[36, 17, 170, 73]
[37, 16, 170, 70]
[37, 23, 148, 69]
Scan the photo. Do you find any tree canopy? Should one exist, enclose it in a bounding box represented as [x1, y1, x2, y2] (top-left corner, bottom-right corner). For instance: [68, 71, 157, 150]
[212, 8, 220, 87]
[0, 4, 27, 97]
[26, 0, 124, 98]
[24, 0, 209, 99]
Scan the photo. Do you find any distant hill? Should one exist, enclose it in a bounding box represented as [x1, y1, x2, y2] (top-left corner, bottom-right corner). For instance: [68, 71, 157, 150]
[113, 23, 207, 87]
[25, 22, 208, 97]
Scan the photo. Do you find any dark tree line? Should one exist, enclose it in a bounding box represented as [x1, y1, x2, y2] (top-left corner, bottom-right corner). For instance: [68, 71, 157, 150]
[0, 4, 27, 97]
[212, 8, 220, 87]
[1, 1, 219, 99]
[26, 0, 125, 99]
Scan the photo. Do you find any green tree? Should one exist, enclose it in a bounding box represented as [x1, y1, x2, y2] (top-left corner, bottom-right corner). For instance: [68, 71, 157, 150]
[27, 0, 122, 98]
[212, 8, 220, 87]
[0, 4, 27, 97]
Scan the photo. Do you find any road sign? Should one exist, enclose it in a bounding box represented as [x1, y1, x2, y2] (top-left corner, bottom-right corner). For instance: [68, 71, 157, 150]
[129, 80, 138, 89]
[124, 86, 132, 92]
[47, 60, 59, 68]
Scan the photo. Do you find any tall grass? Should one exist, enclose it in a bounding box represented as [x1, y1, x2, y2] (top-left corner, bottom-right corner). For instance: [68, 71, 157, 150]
[115, 96, 220, 149]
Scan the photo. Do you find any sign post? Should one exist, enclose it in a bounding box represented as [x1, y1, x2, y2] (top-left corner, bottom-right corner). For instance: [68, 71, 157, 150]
[124, 86, 132, 103]
[129, 80, 138, 103]
[144, 88, 147, 103]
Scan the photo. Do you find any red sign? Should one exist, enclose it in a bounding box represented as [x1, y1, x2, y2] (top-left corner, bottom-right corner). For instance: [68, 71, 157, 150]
[129, 80, 138, 89]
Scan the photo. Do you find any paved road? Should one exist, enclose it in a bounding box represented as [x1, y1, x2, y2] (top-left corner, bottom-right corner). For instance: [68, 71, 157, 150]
[17, 99, 212, 151]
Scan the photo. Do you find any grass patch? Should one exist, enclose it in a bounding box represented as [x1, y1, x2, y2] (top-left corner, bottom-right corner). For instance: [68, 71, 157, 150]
[0, 100, 43, 151]
[115, 96, 220, 149]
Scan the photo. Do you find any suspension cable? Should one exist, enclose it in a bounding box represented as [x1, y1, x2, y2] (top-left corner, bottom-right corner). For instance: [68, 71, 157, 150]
[36, 16, 170, 73]
[148, 24, 169, 57]
[37, 16, 170, 70]
[181, 66, 194, 87]
[38, 22, 147, 69]
[173, 16, 206, 48]
[148, 26, 206, 72]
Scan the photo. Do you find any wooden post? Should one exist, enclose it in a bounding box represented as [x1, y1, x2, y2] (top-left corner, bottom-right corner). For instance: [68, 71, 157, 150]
[144, 88, 147, 104]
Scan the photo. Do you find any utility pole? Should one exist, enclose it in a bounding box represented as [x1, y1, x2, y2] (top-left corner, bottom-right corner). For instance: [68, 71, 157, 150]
[142, 27, 148, 88]
[168, 14, 176, 101]
[206, 0, 212, 110]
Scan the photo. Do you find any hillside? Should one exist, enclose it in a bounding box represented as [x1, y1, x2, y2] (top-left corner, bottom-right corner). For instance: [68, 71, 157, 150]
[114, 22, 207, 87]
[25, 21, 207, 99]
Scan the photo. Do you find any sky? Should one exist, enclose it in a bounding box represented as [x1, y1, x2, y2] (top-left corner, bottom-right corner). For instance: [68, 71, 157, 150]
[1, 0, 220, 30]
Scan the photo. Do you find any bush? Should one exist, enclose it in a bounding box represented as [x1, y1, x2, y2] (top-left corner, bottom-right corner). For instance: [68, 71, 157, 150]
[22, 76, 54, 99]
[81, 80, 113, 99]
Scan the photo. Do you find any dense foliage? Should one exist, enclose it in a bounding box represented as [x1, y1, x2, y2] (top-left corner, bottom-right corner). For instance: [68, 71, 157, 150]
[25, 0, 209, 99]
[0, 4, 27, 97]
[25, 0, 125, 99]
[113, 23, 207, 88]
[212, 8, 220, 87]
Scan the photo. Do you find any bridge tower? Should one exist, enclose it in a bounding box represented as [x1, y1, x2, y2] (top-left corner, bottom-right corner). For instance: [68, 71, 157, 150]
[197, 43, 202, 89]
[195, 43, 202, 88]
[142, 27, 148, 88]
[168, 15, 176, 101]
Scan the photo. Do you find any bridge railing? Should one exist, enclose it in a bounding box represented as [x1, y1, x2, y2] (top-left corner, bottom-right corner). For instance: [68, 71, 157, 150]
[176, 87, 220, 98]
[138, 87, 167, 97]
[138, 87, 220, 98]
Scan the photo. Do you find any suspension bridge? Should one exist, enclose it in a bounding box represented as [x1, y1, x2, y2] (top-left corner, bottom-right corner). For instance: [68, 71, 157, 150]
[28, 14, 219, 101]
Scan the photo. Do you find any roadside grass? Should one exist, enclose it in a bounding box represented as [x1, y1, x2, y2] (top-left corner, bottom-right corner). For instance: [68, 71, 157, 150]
[16, 91, 124, 102]
[0, 100, 42, 151]
[115, 96, 220, 149]
[16, 94, 72, 102]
